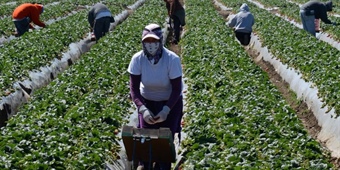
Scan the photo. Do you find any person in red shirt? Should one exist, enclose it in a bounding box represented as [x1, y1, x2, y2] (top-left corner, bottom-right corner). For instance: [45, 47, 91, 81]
[12, 3, 46, 37]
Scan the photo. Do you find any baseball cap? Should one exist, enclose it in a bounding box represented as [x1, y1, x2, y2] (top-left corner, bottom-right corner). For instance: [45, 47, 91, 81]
[142, 24, 162, 41]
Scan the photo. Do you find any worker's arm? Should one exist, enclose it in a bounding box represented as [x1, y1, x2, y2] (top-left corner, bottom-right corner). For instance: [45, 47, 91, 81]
[153, 76, 181, 123]
[227, 16, 237, 28]
[165, 76, 182, 109]
[319, 7, 332, 24]
[130, 74, 156, 124]
[30, 10, 45, 27]
[88, 9, 95, 28]
[129, 74, 145, 108]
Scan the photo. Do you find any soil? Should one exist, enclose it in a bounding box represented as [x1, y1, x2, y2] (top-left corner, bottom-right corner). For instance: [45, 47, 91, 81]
[213, 2, 340, 168]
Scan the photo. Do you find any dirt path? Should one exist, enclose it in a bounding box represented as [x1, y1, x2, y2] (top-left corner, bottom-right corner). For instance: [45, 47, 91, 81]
[214, 3, 340, 168]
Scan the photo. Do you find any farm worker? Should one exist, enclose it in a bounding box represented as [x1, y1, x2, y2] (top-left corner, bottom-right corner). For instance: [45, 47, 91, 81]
[128, 23, 184, 170]
[300, 1, 335, 37]
[88, 3, 115, 42]
[227, 3, 255, 46]
[163, 0, 185, 44]
[12, 3, 46, 37]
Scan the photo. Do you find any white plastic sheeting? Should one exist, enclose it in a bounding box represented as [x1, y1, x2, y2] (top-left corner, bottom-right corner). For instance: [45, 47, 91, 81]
[217, 0, 340, 158]
[250, 33, 340, 157]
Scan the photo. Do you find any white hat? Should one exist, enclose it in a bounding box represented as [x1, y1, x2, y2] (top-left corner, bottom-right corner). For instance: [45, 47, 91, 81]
[142, 23, 162, 41]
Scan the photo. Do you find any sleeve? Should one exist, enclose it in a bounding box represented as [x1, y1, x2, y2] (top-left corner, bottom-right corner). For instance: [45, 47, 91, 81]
[169, 56, 182, 79]
[165, 76, 182, 109]
[251, 14, 255, 26]
[165, 2, 171, 15]
[110, 16, 115, 23]
[88, 8, 95, 28]
[130, 74, 145, 108]
[227, 16, 237, 28]
[320, 11, 332, 24]
[127, 54, 141, 75]
[165, 55, 182, 109]
[31, 10, 45, 27]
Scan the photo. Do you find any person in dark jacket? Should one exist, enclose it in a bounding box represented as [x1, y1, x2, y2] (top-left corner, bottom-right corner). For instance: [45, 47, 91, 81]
[163, 0, 185, 44]
[300, 1, 335, 36]
[12, 3, 45, 37]
[227, 3, 255, 46]
[88, 3, 115, 41]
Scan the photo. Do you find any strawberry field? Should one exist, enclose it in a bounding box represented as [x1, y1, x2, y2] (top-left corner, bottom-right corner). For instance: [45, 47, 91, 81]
[0, 0, 340, 169]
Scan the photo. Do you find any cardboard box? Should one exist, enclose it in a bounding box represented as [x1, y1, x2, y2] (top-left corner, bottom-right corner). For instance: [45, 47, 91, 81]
[122, 125, 176, 163]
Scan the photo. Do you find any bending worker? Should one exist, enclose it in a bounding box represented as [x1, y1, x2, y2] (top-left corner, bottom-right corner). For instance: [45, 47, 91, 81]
[128, 23, 184, 170]
[88, 3, 115, 42]
[12, 3, 46, 37]
[227, 3, 255, 46]
[300, 1, 335, 36]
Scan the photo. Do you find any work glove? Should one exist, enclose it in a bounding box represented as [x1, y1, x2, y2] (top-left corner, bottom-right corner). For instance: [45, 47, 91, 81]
[139, 105, 156, 124]
[154, 106, 170, 123]
[332, 22, 337, 26]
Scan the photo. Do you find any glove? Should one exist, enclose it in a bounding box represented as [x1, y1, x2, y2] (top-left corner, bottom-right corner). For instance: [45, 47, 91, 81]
[332, 22, 337, 26]
[154, 106, 170, 123]
[139, 105, 156, 124]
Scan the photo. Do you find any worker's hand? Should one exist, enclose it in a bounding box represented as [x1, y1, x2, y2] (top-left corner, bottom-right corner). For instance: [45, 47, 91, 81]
[154, 106, 170, 123]
[332, 22, 337, 26]
[139, 105, 156, 124]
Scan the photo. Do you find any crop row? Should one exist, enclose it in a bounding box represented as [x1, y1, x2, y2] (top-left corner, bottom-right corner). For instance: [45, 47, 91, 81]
[218, 0, 340, 117]
[180, 0, 333, 169]
[0, 0, 62, 17]
[0, 0, 337, 169]
[291, 0, 340, 14]
[0, 0, 170, 168]
[0, 0, 136, 97]
[251, 0, 340, 42]
[0, 2, 79, 37]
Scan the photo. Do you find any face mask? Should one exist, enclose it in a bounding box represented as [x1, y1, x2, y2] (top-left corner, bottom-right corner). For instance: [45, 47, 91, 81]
[144, 42, 160, 56]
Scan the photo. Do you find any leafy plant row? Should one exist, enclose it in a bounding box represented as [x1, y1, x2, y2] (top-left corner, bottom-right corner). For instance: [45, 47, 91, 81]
[0, 0, 101, 37]
[249, 0, 340, 42]
[0, 1, 65, 18]
[179, 0, 333, 169]
[290, 0, 340, 14]
[0, 0, 64, 16]
[0, 0, 169, 168]
[0, 0, 109, 16]
[222, 0, 340, 117]
[0, 0, 137, 97]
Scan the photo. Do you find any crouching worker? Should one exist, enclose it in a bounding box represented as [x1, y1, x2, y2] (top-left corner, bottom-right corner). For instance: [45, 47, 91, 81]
[12, 3, 46, 37]
[227, 3, 255, 46]
[128, 23, 184, 170]
[300, 1, 335, 37]
[88, 3, 115, 42]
